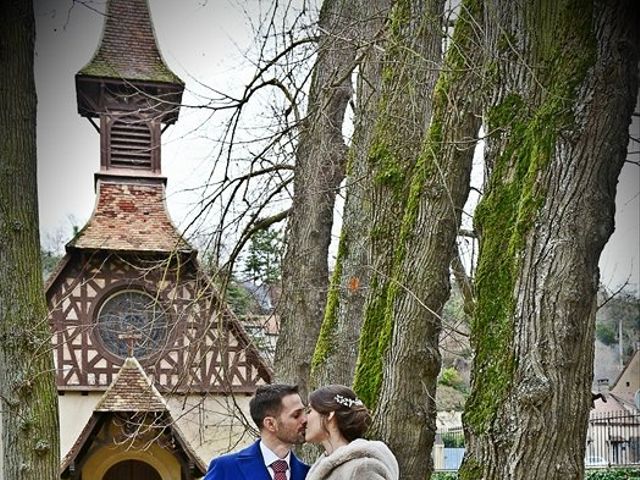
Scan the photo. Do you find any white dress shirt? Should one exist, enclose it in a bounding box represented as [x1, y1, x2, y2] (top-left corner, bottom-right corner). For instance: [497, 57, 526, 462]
[259, 440, 292, 480]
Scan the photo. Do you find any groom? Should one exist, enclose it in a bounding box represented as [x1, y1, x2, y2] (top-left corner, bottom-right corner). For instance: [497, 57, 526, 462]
[204, 383, 310, 480]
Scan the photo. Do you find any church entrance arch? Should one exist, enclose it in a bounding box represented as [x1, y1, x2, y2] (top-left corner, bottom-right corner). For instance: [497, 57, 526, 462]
[103, 459, 162, 480]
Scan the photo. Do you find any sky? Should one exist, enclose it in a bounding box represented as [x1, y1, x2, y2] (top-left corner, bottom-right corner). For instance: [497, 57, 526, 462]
[34, 0, 639, 292]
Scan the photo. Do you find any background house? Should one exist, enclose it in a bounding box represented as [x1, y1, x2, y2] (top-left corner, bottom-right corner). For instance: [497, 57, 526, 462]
[589, 347, 640, 466]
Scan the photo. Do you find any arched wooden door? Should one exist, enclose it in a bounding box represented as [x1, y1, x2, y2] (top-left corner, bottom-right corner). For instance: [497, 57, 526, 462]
[103, 459, 162, 480]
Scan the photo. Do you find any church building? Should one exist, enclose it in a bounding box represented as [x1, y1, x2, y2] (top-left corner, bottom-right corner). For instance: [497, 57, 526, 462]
[45, 1, 272, 478]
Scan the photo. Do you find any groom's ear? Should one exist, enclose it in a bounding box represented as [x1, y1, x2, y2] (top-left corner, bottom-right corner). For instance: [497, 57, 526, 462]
[263, 416, 277, 432]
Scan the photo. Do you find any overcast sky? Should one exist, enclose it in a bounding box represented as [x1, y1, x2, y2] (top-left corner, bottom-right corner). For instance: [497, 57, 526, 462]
[34, 0, 639, 292]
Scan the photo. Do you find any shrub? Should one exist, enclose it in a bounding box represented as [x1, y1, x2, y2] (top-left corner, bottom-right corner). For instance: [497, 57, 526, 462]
[439, 367, 465, 391]
[441, 431, 465, 448]
[585, 468, 640, 480]
[432, 473, 458, 480]
[595, 322, 617, 346]
[431, 468, 640, 480]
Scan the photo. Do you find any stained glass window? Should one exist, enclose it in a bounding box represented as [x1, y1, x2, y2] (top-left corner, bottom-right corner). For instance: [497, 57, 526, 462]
[96, 290, 168, 359]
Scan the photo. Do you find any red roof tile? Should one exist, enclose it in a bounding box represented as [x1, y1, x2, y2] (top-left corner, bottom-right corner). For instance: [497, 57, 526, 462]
[68, 177, 192, 253]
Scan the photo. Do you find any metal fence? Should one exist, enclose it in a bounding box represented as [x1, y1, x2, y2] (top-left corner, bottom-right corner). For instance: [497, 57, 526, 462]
[586, 411, 640, 467]
[433, 410, 640, 471]
[433, 428, 465, 471]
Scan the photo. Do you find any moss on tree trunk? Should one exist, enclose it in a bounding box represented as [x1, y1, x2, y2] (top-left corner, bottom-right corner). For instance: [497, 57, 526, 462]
[310, 0, 393, 389]
[352, 0, 446, 410]
[274, 0, 363, 399]
[364, 1, 485, 478]
[460, 1, 639, 478]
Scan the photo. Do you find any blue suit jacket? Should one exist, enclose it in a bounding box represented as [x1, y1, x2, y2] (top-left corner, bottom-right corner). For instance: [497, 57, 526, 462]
[204, 440, 310, 480]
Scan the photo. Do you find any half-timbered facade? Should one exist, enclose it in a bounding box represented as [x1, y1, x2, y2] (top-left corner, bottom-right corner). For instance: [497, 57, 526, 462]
[48, 250, 270, 394]
[46, 1, 272, 478]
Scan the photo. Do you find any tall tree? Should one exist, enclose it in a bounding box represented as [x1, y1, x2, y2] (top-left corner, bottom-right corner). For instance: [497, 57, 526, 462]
[243, 227, 283, 286]
[274, 0, 364, 399]
[310, 0, 393, 388]
[351, 0, 446, 409]
[0, 2, 60, 479]
[460, 1, 639, 479]
[312, 2, 485, 476]
[368, 1, 484, 478]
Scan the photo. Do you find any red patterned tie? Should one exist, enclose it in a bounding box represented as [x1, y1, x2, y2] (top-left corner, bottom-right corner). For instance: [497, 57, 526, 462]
[271, 460, 288, 480]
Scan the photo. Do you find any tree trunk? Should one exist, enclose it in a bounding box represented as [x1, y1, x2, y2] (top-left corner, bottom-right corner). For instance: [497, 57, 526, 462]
[310, 0, 392, 389]
[274, 0, 361, 399]
[459, 1, 639, 479]
[0, 3, 61, 479]
[352, 0, 446, 409]
[369, 1, 484, 478]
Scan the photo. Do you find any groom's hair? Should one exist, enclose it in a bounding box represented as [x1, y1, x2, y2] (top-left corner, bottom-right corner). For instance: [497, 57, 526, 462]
[250, 383, 299, 430]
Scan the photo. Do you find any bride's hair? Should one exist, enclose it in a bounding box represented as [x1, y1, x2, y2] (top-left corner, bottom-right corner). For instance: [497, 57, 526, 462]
[308, 385, 371, 441]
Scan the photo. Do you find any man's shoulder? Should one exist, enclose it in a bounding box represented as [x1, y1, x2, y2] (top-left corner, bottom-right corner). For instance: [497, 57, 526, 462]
[211, 442, 259, 466]
[216, 442, 258, 462]
[209, 451, 238, 466]
[205, 442, 261, 479]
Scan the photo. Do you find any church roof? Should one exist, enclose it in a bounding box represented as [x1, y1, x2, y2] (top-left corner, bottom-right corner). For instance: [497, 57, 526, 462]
[60, 357, 207, 477]
[78, 0, 183, 85]
[67, 176, 192, 254]
[94, 356, 166, 412]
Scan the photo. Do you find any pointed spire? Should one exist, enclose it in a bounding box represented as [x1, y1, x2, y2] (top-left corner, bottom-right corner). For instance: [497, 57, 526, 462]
[75, 0, 184, 125]
[79, 0, 183, 85]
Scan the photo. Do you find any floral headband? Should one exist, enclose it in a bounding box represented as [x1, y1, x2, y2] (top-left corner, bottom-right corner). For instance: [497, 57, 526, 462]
[334, 394, 363, 409]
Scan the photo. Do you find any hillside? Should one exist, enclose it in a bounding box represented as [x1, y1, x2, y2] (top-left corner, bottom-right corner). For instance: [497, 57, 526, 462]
[438, 287, 639, 411]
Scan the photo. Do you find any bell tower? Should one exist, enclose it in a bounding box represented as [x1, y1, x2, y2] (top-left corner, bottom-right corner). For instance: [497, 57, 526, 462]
[47, 0, 271, 390]
[67, 0, 190, 253]
[47, 3, 271, 474]
[75, 0, 183, 175]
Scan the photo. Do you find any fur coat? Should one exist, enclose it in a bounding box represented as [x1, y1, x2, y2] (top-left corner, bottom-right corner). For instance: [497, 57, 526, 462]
[306, 439, 399, 480]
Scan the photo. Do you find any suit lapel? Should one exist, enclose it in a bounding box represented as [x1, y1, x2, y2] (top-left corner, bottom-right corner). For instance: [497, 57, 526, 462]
[238, 441, 271, 480]
[290, 453, 309, 480]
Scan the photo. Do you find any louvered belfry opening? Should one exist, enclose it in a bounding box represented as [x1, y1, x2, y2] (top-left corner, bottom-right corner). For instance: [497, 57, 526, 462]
[108, 114, 154, 170]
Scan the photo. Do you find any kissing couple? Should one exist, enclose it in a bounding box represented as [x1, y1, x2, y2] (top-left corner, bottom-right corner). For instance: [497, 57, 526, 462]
[204, 383, 399, 480]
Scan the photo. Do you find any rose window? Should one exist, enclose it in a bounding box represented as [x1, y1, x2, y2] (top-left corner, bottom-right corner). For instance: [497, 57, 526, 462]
[96, 290, 168, 359]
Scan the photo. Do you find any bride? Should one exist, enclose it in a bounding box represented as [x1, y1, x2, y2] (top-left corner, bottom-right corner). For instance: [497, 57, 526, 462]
[304, 384, 399, 480]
